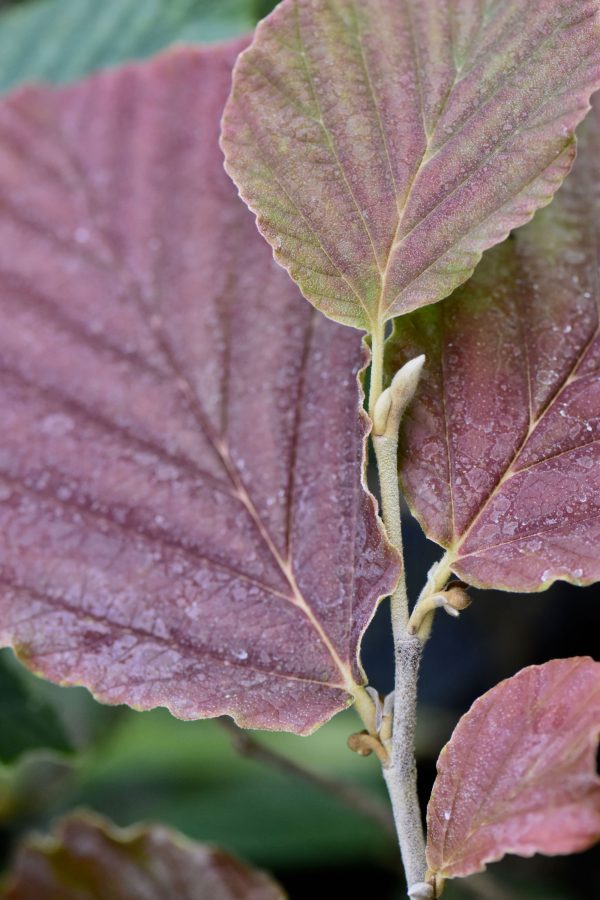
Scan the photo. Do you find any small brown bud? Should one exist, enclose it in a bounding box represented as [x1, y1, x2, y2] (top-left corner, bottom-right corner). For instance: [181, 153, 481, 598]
[444, 585, 471, 612]
[347, 731, 389, 765]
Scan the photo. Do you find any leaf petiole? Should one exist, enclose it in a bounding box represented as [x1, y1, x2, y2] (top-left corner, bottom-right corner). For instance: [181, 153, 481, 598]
[368, 318, 386, 422]
[407, 554, 456, 639]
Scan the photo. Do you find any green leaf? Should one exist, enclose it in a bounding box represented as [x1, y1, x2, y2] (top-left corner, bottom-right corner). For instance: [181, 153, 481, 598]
[0, 652, 71, 765]
[0, 0, 258, 93]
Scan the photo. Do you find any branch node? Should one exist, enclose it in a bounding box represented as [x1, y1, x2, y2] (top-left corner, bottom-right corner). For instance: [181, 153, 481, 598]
[425, 871, 446, 897]
[365, 685, 384, 732]
[409, 873, 445, 899]
[373, 386, 392, 435]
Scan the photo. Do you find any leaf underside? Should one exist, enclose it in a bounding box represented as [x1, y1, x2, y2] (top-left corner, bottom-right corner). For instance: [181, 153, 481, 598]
[0, 45, 399, 734]
[221, 0, 600, 331]
[389, 96, 600, 592]
[426, 657, 600, 879]
[2, 812, 286, 900]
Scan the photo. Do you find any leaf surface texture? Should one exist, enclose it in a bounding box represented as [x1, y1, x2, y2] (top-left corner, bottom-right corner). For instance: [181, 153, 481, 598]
[390, 99, 600, 591]
[427, 658, 600, 878]
[0, 45, 399, 733]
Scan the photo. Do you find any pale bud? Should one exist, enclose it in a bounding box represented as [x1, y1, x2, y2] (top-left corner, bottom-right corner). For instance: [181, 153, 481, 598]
[373, 355, 426, 438]
[373, 387, 392, 436]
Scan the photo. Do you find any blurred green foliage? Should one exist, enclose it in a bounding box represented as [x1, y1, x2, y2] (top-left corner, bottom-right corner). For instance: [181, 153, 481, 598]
[0, 655, 71, 764]
[0, 0, 279, 92]
[0, 650, 395, 872]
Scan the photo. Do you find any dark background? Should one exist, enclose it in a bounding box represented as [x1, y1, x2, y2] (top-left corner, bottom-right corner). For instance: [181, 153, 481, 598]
[0, 2, 597, 898]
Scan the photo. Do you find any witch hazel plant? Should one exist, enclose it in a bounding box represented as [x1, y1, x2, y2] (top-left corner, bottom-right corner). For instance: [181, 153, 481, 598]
[0, 0, 600, 897]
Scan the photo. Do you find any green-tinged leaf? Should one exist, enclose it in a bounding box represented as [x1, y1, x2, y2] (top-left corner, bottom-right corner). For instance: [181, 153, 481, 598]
[388, 96, 600, 592]
[0, 654, 71, 765]
[221, 0, 600, 331]
[0, 0, 257, 93]
[1, 812, 286, 899]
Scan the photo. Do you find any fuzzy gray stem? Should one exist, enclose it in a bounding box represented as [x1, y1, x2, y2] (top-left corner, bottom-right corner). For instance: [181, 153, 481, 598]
[371, 355, 430, 896]
[382, 635, 428, 894]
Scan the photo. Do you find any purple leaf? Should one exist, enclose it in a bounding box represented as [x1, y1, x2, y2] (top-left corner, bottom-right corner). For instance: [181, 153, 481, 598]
[2, 812, 286, 899]
[426, 658, 600, 879]
[0, 45, 399, 733]
[221, 0, 600, 330]
[388, 97, 600, 592]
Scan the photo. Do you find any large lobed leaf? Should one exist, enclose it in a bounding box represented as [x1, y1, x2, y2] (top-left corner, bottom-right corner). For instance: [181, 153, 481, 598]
[389, 96, 600, 592]
[2, 812, 286, 899]
[426, 658, 600, 879]
[221, 0, 600, 331]
[0, 44, 399, 734]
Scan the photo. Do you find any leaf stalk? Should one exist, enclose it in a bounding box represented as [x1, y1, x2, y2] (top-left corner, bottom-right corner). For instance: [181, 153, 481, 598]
[407, 554, 455, 639]
[368, 318, 386, 422]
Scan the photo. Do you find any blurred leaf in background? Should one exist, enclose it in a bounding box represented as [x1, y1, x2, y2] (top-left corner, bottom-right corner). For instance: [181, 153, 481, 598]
[0, 0, 279, 92]
[1, 812, 287, 900]
[74, 709, 393, 870]
[0, 656, 71, 766]
[2, 685, 393, 871]
[0, 666, 400, 895]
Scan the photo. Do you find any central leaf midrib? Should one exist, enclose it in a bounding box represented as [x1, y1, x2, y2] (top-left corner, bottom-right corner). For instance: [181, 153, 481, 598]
[344, 4, 578, 324]
[159, 312, 357, 689]
[54, 119, 357, 688]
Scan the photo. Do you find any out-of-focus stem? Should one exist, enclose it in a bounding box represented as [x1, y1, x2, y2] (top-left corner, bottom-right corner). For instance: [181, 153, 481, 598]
[218, 717, 395, 838]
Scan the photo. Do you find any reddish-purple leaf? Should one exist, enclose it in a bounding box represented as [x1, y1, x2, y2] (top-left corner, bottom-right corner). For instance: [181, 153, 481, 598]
[2, 812, 286, 899]
[426, 657, 600, 879]
[221, 0, 600, 331]
[0, 45, 400, 734]
[388, 97, 600, 592]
